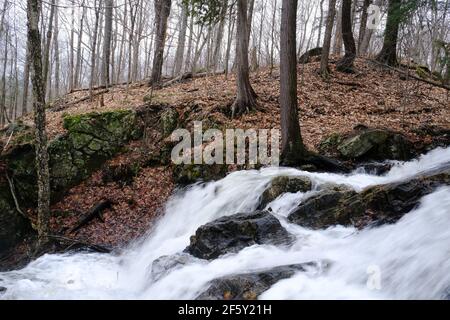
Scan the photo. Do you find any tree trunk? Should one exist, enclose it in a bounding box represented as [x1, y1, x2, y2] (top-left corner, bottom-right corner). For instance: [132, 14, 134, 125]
[151, 0, 172, 86]
[1, 25, 9, 126]
[231, 0, 257, 117]
[375, 0, 401, 66]
[184, 3, 194, 73]
[270, 0, 277, 74]
[224, 2, 235, 78]
[336, 0, 356, 72]
[173, 1, 188, 76]
[280, 0, 307, 165]
[90, 0, 101, 98]
[53, 1, 60, 98]
[357, 0, 371, 54]
[68, 3, 75, 91]
[74, 3, 86, 89]
[211, 0, 228, 72]
[319, 0, 337, 78]
[317, 0, 325, 48]
[102, 0, 113, 87]
[333, 0, 343, 55]
[247, 0, 255, 42]
[26, 0, 51, 245]
[22, 41, 30, 114]
[42, 0, 55, 95]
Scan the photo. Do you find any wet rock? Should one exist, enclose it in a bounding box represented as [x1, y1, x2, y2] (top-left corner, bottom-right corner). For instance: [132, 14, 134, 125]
[319, 182, 353, 193]
[259, 176, 312, 208]
[151, 253, 205, 282]
[288, 171, 450, 229]
[288, 190, 356, 229]
[185, 211, 294, 260]
[0, 286, 6, 294]
[337, 129, 413, 161]
[196, 262, 326, 300]
[359, 162, 394, 175]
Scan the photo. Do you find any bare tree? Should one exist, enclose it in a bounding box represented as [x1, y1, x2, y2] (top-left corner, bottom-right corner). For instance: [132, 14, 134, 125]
[336, 0, 356, 72]
[102, 0, 113, 87]
[42, 0, 56, 95]
[173, 1, 188, 76]
[231, 0, 257, 117]
[89, 0, 102, 97]
[26, 0, 50, 245]
[357, 0, 371, 54]
[320, 0, 337, 78]
[280, 0, 307, 164]
[53, 0, 60, 98]
[151, 0, 172, 85]
[376, 0, 401, 66]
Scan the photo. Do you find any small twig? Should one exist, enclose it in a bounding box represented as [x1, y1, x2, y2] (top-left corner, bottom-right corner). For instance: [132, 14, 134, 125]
[5, 173, 27, 219]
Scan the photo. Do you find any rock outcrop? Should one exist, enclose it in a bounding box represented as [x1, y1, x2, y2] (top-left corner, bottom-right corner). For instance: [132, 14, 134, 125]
[318, 127, 414, 161]
[288, 170, 450, 229]
[0, 110, 140, 252]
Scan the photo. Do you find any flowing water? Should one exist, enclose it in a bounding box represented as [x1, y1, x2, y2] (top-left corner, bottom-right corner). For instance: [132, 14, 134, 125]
[1, 147, 450, 300]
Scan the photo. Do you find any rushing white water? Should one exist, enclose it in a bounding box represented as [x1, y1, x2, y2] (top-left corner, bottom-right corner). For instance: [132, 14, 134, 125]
[1, 147, 449, 300]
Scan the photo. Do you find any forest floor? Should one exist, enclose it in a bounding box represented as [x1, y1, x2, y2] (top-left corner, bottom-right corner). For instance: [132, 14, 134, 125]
[10, 57, 450, 250]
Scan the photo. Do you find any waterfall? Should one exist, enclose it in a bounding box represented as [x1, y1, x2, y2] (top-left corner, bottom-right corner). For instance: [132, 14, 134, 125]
[1, 147, 449, 300]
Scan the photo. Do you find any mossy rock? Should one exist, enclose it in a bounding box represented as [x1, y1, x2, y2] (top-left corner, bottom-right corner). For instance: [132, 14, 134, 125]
[0, 110, 141, 252]
[338, 129, 413, 161]
[173, 164, 228, 185]
[160, 107, 179, 137]
[317, 133, 345, 157]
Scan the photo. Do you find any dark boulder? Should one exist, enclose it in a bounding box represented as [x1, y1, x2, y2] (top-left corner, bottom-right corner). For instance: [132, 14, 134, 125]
[288, 170, 450, 229]
[259, 176, 312, 209]
[288, 190, 356, 229]
[185, 211, 294, 260]
[196, 262, 326, 300]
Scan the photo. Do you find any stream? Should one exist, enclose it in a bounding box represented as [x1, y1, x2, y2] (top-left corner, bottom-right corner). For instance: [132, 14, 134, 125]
[0, 147, 449, 299]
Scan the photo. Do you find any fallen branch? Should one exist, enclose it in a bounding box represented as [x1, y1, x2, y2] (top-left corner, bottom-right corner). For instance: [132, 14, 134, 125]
[161, 72, 194, 88]
[47, 234, 111, 253]
[70, 200, 112, 233]
[52, 89, 109, 112]
[68, 79, 148, 93]
[160, 70, 226, 88]
[369, 59, 450, 91]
